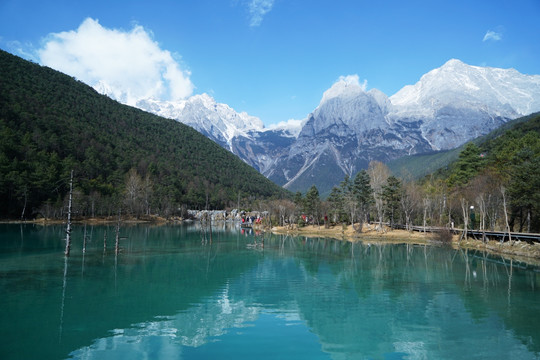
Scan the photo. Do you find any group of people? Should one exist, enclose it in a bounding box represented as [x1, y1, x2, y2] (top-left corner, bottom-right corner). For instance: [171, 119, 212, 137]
[241, 214, 262, 225]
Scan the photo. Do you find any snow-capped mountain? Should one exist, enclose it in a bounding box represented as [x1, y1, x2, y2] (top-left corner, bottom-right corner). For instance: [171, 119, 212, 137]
[389, 59, 540, 150]
[134, 93, 300, 174]
[136, 94, 264, 150]
[266, 77, 431, 192]
[268, 60, 540, 193]
[107, 59, 540, 195]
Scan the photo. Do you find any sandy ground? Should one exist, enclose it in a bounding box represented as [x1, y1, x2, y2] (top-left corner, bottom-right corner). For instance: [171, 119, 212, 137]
[271, 223, 441, 244]
[271, 223, 540, 265]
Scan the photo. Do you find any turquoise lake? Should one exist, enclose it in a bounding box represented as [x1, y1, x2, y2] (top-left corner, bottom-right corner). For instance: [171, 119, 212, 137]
[1, 223, 539, 359]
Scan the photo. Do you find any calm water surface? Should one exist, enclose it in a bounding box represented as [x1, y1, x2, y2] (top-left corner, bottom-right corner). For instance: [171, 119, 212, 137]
[1, 223, 539, 360]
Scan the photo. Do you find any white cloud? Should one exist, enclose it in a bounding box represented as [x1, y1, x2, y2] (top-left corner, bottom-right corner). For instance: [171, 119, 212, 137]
[337, 74, 368, 91]
[267, 118, 306, 137]
[37, 18, 194, 106]
[247, 0, 275, 27]
[483, 30, 502, 42]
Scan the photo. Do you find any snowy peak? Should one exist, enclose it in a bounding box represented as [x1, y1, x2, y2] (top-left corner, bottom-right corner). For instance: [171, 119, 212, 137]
[320, 75, 367, 104]
[305, 75, 390, 135]
[390, 59, 540, 117]
[387, 59, 540, 150]
[439, 58, 469, 71]
[182, 93, 264, 134]
[441, 58, 465, 67]
[136, 93, 264, 149]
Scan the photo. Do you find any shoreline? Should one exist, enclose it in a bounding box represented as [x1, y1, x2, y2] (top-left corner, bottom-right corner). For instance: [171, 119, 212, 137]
[1, 215, 175, 225]
[4, 218, 539, 266]
[270, 224, 540, 266]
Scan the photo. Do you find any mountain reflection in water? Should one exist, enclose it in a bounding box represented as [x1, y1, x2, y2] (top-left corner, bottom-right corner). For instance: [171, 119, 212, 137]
[0, 223, 539, 360]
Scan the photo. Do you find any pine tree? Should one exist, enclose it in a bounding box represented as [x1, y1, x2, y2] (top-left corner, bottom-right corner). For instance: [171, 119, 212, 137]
[352, 170, 373, 231]
[304, 185, 321, 225]
[327, 186, 344, 224]
[448, 143, 485, 187]
[382, 176, 402, 228]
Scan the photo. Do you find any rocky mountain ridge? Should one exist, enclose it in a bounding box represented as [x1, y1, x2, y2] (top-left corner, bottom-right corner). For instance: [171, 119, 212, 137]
[114, 59, 540, 194]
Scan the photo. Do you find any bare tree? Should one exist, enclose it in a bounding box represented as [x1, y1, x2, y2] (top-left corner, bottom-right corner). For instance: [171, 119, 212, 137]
[89, 190, 100, 218]
[422, 197, 431, 233]
[124, 168, 153, 217]
[475, 194, 487, 240]
[142, 174, 153, 216]
[368, 161, 390, 232]
[460, 197, 470, 242]
[340, 175, 357, 227]
[468, 172, 503, 237]
[401, 181, 420, 231]
[500, 186, 512, 245]
[125, 168, 143, 216]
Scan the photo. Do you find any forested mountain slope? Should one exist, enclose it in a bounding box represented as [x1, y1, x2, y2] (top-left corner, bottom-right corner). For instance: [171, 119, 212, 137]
[0, 50, 288, 219]
[427, 112, 540, 232]
[388, 112, 540, 180]
[442, 112, 540, 186]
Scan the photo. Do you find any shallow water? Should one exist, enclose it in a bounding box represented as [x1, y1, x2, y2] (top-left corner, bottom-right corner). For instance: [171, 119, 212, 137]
[1, 223, 539, 359]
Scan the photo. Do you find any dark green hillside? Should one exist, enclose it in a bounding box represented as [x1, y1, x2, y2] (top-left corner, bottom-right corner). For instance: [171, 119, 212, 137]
[0, 50, 288, 219]
[431, 112, 540, 231]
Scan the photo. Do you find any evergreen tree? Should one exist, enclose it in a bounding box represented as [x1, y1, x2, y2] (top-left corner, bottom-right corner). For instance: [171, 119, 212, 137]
[448, 143, 485, 188]
[352, 170, 373, 230]
[304, 185, 321, 224]
[340, 175, 357, 226]
[508, 147, 540, 232]
[382, 176, 402, 228]
[293, 191, 304, 208]
[327, 185, 345, 223]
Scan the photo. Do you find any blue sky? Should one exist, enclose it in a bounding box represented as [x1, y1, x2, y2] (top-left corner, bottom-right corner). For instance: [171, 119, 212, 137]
[1, 0, 539, 126]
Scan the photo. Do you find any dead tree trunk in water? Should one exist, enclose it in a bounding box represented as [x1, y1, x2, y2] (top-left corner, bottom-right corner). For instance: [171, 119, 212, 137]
[200, 212, 212, 244]
[20, 187, 27, 221]
[64, 170, 74, 257]
[115, 210, 121, 256]
[82, 223, 87, 254]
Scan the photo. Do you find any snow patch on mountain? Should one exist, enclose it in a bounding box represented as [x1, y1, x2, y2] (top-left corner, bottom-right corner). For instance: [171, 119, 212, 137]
[135, 93, 264, 150]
